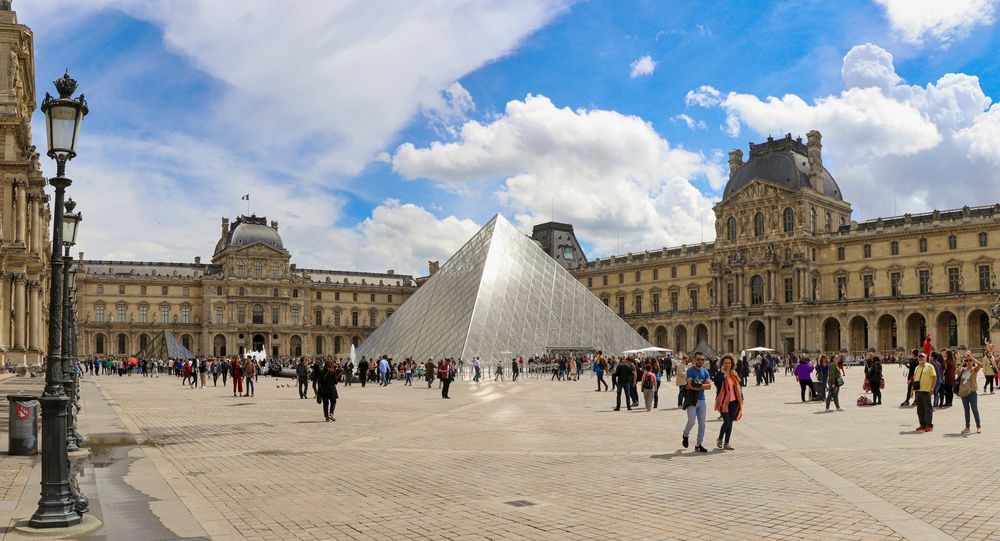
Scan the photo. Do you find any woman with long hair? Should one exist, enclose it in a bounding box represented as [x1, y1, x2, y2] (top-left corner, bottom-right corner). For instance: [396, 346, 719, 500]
[867, 355, 883, 406]
[943, 350, 957, 407]
[317, 359, 339, 422]
[714, 354, 743, 450]
[957, 352, 982, 433]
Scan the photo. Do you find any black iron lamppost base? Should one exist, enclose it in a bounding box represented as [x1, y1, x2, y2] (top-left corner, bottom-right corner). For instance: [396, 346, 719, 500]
[27, 394, 78, 529]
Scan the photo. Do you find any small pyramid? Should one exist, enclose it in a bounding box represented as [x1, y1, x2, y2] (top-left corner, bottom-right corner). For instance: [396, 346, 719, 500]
[136, 330, 196, 359]
[357, 214, 648, 363]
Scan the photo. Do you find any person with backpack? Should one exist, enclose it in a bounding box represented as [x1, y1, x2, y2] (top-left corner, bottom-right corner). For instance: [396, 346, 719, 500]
[982, 353, 997, 394]
[595, 355, 608, 392]
[714, 354, 743, 450]
[640, 364, 657, 411]
[956, 352, 982, 434]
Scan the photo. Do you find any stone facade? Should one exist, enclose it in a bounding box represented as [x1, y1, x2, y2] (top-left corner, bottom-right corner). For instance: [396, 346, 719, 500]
[0, 8, 49, 367]
[74, 215, 416, 359]
[574, 132, 999, 357]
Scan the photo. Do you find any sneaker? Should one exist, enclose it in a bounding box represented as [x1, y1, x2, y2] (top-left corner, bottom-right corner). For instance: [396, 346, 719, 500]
[694, 445, 708, 453]
[723, 444, 734, 451]
[925, 427, 933, 433]
[682, 434, 689, 448]
[915, 426, 926, 432]
[977, 427, 981, 433]
[900, 401, 909, 406]
[613, 407, 620, 411]
[962, 428, 970, 434]
[716, 437, 723, 449]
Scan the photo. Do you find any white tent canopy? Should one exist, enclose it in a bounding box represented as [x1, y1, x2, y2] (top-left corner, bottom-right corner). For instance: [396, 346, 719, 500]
[745, 347, 777, 352]
[638, 346, 672, 353]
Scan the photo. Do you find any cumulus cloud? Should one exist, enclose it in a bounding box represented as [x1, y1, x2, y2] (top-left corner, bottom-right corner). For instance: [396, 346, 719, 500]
[671, 113, 707, 130]
[685, 85, 722, 107]
[421, 82, 476, 138]
[356, 201, 482, 273]
[696, 42, 999, 216]
[629, 55, 656, 78]
[392, 94, 724, 256]
[875, 0, 997, 46]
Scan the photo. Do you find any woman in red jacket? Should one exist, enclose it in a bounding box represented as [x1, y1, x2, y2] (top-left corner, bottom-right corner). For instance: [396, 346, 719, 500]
[231, 358, 243, 397]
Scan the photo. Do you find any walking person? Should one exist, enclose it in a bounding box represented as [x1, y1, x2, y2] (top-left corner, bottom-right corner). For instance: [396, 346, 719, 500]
[914, 353, 936, 432]
[613, 357, 635, 411]
[595, 355, 608, 392]
[511, 358, 520, 381]
[983, 353, 997, 394]
[317, 359, 339, 422]
[675, 356, 688, 408]
[296, 358, 309, 399]
[243, 358, 256, 397]
[931, 352, 944, 408]
[900, 350, 919, 406]
[815, 356, 829, 402]
[231, 358, 243, 397]
[640, 364, 656, 412]
[714, 354, 743, 450]
[957, 352, 982, 434]
[794, 358, 814, 402]
[473, 357, 481, 383]
[439, 358, 454, 399]
[424, 358, 435, 388]
[357, 357, 369, 388]
[682, 353, 711, 453]
[867, 355, 883, 405]
[943, 350, 957, 407]
[825, 354, 843, 411]
[198, 358, 208, 388]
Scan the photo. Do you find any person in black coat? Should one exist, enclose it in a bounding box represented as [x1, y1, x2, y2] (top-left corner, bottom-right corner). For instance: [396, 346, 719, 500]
[317, 359, 340, 422]
[295, 358, 309, 399]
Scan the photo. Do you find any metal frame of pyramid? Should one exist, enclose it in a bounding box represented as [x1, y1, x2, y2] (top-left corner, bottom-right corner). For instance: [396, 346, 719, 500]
[136, 330, 196, 359]
[357, 214, 649, 363]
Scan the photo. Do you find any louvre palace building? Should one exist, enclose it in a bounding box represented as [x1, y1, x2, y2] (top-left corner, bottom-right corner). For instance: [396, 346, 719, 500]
[573, 131, 1000, 358]
[72, 215, 416, 359]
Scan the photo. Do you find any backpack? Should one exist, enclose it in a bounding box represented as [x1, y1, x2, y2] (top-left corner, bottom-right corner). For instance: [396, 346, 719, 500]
[641, 373, 654, 391]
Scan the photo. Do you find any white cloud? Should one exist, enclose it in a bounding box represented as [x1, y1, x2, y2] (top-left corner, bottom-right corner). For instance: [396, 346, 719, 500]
[670, 113, 706, 130]
[420, 82, 476, 138]
[685, 85, 722, 107]
[696, 42, 999, 217]
[875, 0, 997, 46]
[21, 0, 569, 178]
[356, 201, 482, 274]
[629, 55, 656, 78]
[392, 94, 724, 256]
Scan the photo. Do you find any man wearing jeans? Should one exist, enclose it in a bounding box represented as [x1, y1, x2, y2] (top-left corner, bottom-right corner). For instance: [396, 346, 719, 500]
[682, 353, 712, 453]
[914, 353, 936, 432]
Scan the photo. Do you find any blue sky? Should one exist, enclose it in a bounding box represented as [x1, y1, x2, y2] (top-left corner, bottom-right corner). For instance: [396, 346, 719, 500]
[18, 0, 1000, 276]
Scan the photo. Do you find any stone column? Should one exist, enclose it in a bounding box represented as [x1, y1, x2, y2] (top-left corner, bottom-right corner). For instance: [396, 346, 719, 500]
[31, 195, 42, 255]
[13, 274, 25, 351]
[26, 282, 37, 351]
[0, 274, 9, 349]
[14, 181, 26, 244]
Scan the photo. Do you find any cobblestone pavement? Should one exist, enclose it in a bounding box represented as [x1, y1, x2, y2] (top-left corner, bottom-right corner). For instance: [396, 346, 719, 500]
[8, 366, 1000, 540]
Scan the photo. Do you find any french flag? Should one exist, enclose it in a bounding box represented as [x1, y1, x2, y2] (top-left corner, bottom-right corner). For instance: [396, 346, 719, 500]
[240, 194, 250, 201]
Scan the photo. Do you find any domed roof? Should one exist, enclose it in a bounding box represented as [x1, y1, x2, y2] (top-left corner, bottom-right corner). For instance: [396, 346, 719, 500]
[214, 215, 284, 256]
[722, 134, 842, 201]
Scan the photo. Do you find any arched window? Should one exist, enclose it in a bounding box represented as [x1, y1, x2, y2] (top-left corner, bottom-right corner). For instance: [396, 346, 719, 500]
[116, 333, 127, 355]
[750, 276, 764, 305]
[783, 207, 794, 233]
[809, 207, 816, 233]
[334, 336, 341, 354]
[252, 304, 264, 324]
[239, 287, 245, 296]
[825, 211, 831, 232]
[272, 288, 278, 297]
[726, 217, 736, 240]
[315, 336, 324, 355]
[95, 334, 105, 354]
[753, 213, 764, 237]
[253, 260, 262, 278]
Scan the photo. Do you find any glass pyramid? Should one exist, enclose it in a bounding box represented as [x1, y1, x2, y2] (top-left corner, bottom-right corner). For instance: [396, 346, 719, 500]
[137, 330, 196, 360]
[357, 214, 649, 363]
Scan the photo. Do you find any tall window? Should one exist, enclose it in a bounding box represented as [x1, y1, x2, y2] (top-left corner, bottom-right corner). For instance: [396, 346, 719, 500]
[237, 305, 246, 324]
[293, 289, 299, 298]
[96, 284, 104, 294]
[239, 287, 245, 296]
[140, 285, 147, 296]
[634, 270, 641, 282]
[836, 276, 847, 299]
[669, 291, 679, 311]
[316, 291, 322, 300]
[370, 293, 376, 302]
[291, 307, 300, 325]
[919, 238, 928, 253]
[160, 305, 169, 323]
[387, 294, 393, 303]
[271, 263, 279, 279]
[95, 334, 105, 354]
[809, 207, 816, 233]
[726, 282, 734, 306]
[215, 306, 223, 324]
[890, 241, 899, 255]
[690, 263, 697, 276]
[979, 232, 988, 247]
[272, 288, 278, 297]
[602, 275, 608, 286]
[369, 309, 377, 327]
[671, 267, 678, 278]
[863, 244, 871, 258]
[587, 277, 593, 288]
[651, 293, 660, 313]
[750, 275, 764, 305]
[617, 296, 625, 316]
[272, 307, 280, 324]
[139, 305, 148, 323]
[979, 265, 992, 291]
[727, 217, 736, 240]
[652, 268, 659, 280]
[783, 207, 794, 232]
[315, 336, 323, 355]
[117, 305, 126, 322]
[334, 310, 341, 326]
[618, 273, 624, 285]
[119, 285, 125, 295]
[863, 274, 874, 298]
[253, 261, 262, 278]
[837, 247, 845, 261]
[754, 212, 764, 237]
[824, 211, 831, 232]
[181, 306, 190, 323]
[162, 286, 168, 295]
[253, 304, 264, 324]
[237, 261, 245, 278]
[633, 294, 642, 314]
[602, 297, 609, 307]
[948, 267, 961, 293]
[95, 305, 105, 322]
[891, 272, 902, 297]
[335, 292, 341, 301]
[182, 287, 189, 297]
[948, 235, 957, 250]
[117, 334, 126, 355]
[689, 289, 698, 310]
[919, 269, 930, 294]
[315, 309, 323, 325]
[216, 286, 223, 295]
[784, 277, 793, 303]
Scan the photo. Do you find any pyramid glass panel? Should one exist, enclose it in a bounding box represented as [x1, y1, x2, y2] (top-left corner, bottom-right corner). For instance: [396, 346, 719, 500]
[357, 214, 649, 363]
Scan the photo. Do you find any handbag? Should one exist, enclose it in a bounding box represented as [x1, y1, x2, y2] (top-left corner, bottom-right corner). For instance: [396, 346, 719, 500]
[862, 378, 870, 392]
[880, 377, 885, 389]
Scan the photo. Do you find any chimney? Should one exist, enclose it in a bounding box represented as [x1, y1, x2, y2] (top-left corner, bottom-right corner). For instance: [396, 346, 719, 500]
[194, 256, 201, 264]
[727, 149, 743, 180]
[806, 130, 823, 192]
[221, 217, 229, 237]
[270, 220, 278, 231]
[78, 251, 84, 261]
[386, 269, 394, 275]
[428, 260, 440, 276]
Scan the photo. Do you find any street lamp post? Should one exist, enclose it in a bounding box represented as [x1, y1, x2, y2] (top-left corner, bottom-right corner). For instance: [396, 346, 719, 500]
[29, 72, 87, 529]
[61, 200, 80, 454]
